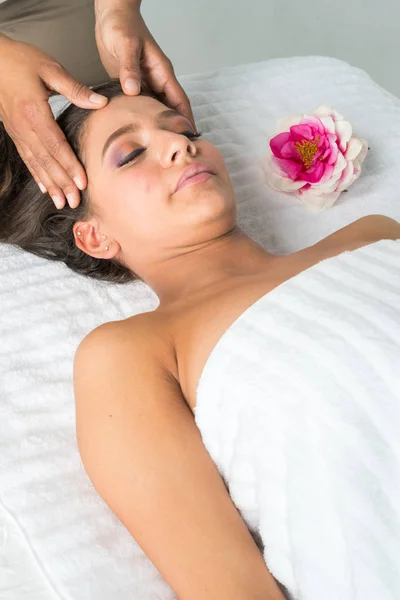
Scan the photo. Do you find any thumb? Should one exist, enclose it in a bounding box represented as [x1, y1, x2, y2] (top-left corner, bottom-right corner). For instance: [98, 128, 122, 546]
[115, 38, 142, 95]
[42, 62, 108, 108]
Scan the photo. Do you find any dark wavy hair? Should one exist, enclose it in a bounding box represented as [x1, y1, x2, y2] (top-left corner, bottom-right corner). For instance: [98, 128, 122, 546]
[0, 79, 159, 284]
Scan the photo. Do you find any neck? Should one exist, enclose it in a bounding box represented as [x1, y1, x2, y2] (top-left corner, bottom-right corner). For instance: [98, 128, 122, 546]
[141, 226, 277, 307]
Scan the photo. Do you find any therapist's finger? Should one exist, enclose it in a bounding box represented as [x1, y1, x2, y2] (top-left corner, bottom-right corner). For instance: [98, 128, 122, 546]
[115, 36, 143, 95]
[164, 79, 196, 132]
[148, 57, 196, 131]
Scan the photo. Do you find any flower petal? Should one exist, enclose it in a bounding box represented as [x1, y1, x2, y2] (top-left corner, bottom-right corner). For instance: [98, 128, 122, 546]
[332, 152, 348, 177]
[337, 161, 355, 190]
[296, 186, 342, 211]
[290, 124, 315, 141]
[263, 153, 305, 190]
[318, 116, 335, 134]
[327, 133, 337, 143]
[270, 132, 292, 157]
[280, 141, 302, 160]
[335, 120, 353, 153]
[326, 142, 339, 165]
[314, 105, 344, 121]
[299, 160, 325, 183]
[313, 176, 339, 193]
[301, 115, 325, 135]
[313, 158, 345, 192]
[320, 163, 335, 183]
[265, 169, 307, 192]
[273, 156, 304, 180]
[356, 138, 369, 165]
[345, 137, 363, 162]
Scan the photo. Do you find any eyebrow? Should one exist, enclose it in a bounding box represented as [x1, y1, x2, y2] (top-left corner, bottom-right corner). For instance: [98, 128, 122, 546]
[101, 109, 187, 164]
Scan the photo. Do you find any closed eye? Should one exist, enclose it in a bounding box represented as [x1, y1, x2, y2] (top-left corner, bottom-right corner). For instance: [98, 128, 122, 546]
[117, 131, 203, 168]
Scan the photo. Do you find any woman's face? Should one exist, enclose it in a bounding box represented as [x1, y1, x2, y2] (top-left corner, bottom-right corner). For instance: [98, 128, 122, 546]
[79, 94, 236, 270]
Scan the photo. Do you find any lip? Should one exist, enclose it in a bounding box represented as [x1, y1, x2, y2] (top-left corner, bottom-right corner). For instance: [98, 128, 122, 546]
[174, 162, 215, 193]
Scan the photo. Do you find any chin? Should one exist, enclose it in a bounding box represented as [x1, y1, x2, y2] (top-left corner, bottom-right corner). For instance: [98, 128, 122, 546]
[189, 192, 235, 222]
[187, 202, 237, 236]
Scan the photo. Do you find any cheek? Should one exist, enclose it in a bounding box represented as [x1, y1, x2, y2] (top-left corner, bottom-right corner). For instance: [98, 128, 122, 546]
[129, 169, 153, 195]
[108, 170, 155, 218]
[119, 169, 153, 197]
[109, 169, 164, 227]
[203, 143, 229, 177]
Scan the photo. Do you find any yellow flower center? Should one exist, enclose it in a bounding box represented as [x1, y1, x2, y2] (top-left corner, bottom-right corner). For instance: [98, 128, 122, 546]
[294, 135, 320, 169]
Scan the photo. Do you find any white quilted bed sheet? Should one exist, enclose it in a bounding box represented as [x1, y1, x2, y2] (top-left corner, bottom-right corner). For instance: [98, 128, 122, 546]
[1, 55, 400, 600]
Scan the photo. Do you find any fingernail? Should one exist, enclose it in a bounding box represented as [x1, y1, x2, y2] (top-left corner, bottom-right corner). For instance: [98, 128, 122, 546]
[125, 79, 140, 94]
[38, 182, 47, 194]
[73, 176, 85, 190]
[90, 92, 107, 105]
[66, 193, 76, 208]
[52, 195, 64, 209]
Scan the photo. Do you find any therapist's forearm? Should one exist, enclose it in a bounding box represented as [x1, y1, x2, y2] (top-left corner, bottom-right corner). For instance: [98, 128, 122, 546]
[0, 32, 11, 43]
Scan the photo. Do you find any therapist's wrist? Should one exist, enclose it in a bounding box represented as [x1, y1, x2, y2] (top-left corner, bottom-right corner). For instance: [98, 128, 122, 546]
[95, 0, 142, 21]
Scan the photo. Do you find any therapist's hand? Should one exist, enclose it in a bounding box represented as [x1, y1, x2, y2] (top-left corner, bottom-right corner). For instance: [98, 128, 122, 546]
[95, 1, 196, 131]
[0, 34, 108, 209]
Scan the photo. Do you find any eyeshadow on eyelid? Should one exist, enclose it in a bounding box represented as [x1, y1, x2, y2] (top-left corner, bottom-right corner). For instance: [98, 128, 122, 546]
[111, 145, 133, 165]
[113, 150, 124, 164]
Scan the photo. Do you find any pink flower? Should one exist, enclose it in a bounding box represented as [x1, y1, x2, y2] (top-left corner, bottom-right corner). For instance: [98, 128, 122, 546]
[263, 105, 369, 211]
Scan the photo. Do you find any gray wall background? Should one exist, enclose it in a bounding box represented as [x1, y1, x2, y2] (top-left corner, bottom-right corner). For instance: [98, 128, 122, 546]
[142, 0, 398, 99]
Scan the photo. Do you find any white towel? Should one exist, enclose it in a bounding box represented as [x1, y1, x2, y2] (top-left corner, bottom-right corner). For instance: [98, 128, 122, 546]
[195, 239, 400, 600]
[1, 55, 400, 600]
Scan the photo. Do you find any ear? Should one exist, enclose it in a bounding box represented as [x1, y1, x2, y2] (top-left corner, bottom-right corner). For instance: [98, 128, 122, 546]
[72, 221, 120, 259]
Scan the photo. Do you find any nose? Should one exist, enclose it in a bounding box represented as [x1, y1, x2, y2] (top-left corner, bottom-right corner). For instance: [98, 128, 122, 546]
[158, 131, 197, 167]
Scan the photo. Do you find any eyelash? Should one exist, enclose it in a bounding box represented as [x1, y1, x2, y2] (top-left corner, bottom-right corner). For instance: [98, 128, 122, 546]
[117, 130, 203, 168]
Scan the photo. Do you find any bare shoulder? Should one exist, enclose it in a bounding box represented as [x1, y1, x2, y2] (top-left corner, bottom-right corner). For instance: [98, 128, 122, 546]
[336, 214, 400, 241]
[312, 214, 400, 256]
[73, 312, 179, 452]
[73, 312, 180, 457]
[349, 214, 400, 238]
[74, 310, 175, 383]
[75, 311, 164, 356]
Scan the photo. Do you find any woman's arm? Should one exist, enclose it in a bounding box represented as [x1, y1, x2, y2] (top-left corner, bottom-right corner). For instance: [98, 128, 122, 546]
[74, 320, 285, 600]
